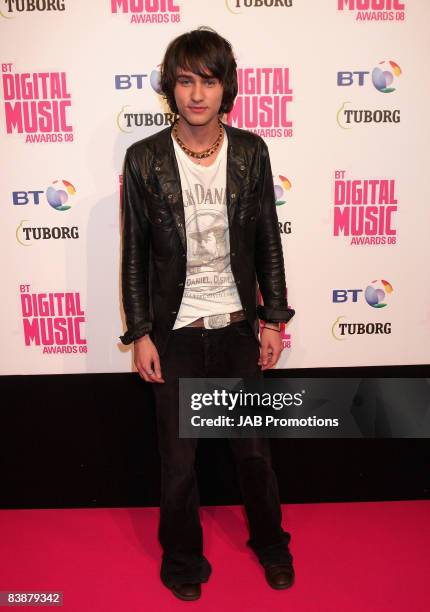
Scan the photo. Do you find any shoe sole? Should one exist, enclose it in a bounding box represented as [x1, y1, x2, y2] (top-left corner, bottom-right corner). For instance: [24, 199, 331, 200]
[266, 576, 295, 590]
[170, 587, 201, 601]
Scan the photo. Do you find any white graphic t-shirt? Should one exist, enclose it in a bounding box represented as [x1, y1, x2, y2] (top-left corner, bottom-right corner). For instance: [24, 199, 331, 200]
[171, 127, 243, 330]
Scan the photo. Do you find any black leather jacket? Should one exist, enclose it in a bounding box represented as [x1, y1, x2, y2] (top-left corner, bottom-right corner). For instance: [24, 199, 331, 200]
[119, 121, 295, 355]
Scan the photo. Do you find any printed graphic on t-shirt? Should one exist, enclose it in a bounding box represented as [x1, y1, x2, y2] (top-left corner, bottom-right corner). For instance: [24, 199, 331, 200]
[185, 208, 237, 301]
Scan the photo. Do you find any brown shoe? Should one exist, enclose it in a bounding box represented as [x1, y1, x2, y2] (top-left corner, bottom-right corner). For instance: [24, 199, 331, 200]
[170, 582, 201, 601]
[265, 563, 295, 590]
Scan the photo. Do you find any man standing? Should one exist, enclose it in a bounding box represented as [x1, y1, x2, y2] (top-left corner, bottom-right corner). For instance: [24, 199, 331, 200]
[120, 27, 295, 601]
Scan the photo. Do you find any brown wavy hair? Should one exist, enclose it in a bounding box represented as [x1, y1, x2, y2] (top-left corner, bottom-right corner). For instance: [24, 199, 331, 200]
[160, 26, 238, 115]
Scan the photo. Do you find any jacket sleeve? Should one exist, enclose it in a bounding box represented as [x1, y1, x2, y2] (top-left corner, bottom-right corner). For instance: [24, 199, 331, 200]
[255, 140, 295, 324]
[119, 148, 153, 345]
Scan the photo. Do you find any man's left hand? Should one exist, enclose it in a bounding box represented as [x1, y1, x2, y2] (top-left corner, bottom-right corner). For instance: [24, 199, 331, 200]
[258, 326, 283, 370]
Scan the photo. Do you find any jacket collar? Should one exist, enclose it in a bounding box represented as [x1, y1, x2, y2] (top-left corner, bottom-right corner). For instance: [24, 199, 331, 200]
[152, 121, 250, 252]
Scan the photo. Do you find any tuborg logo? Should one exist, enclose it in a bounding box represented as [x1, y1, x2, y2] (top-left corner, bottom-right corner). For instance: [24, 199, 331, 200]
[16, 220, 79, 245]
[226, 0, 293, 13]
[0, 0, 66, 17]
[332, 316, 392, 340]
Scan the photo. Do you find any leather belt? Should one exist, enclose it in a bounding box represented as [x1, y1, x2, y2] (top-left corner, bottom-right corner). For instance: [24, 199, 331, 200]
[185, 309, 246, 329]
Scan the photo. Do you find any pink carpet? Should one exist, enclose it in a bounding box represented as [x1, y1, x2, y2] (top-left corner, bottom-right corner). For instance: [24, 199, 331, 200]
[0, 501, 428, 611]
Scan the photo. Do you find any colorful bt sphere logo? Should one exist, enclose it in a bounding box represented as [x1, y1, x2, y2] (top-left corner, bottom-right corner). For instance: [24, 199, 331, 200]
[150, 66, 161, 94]
[372, 60, 402, 93]
[365, 280, 393, 308]
[274, 175, 291, 206]
[46, 180, 76, 211]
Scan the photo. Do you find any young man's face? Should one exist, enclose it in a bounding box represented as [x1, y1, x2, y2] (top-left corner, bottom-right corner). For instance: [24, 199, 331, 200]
[173, 68, 224, 126]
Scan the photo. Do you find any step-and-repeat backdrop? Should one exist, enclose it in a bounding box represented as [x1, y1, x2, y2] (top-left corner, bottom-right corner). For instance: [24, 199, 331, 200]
[1, 1, 429, 374]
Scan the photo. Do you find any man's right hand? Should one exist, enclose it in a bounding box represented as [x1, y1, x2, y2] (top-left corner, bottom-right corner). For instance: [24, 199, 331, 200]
[134, 335, 165, 383]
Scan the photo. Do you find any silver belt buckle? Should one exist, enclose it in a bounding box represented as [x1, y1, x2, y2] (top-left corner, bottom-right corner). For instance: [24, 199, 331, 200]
[203, 313, 231, 329]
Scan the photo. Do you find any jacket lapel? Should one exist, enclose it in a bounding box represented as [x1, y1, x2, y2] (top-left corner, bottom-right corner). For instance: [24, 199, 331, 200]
[152, 125, 187, 252]
[223, 122, 249, 226]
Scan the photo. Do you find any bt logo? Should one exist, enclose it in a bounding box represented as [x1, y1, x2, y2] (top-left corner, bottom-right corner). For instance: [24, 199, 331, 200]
[337, 60, 402, 92]
[12, 180, 76, 211]
[115, 67, 161, 93]
[274, 174, 291, 206]
[333, 280, 393, 308]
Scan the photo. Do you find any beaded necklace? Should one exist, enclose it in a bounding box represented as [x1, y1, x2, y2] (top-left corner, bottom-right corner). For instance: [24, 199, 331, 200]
[173, 118, 223, 163]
